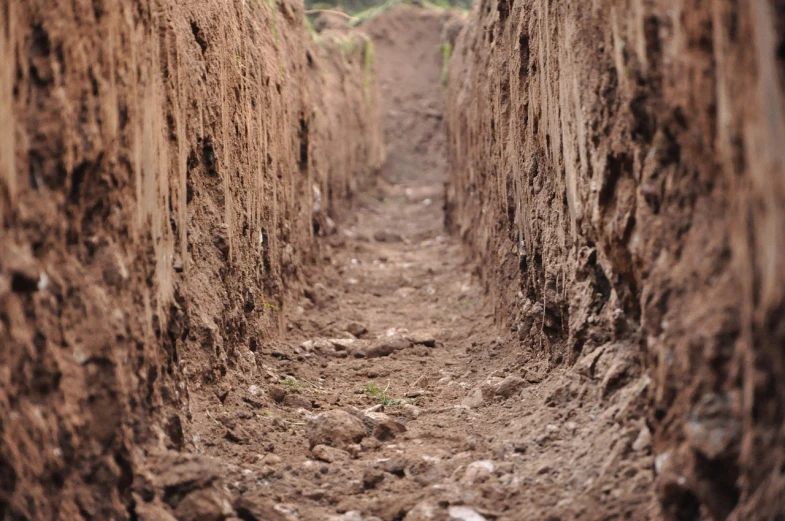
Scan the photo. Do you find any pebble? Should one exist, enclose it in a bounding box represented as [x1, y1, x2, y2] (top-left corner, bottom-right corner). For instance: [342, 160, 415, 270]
[403, 500, 439, 520]
[494, 375, 525, 398]
[307, 410, 367, 449]
[461, 388, 484, 409]
[448, 506, 487, 521]
[362, 467, 386, 489]
[373, 230, 403, 243]
[462, 460, 495, 484]
[328, 512, 363, 521]
[632, 426, 652, 452]
[406, 331, 436, 347]
[362, 337, 412, 358]
[260, 453, 283, 465]
[283, 394, 312, 410]
[312, 444, 351, 463]
[401, 404, 422, 419]
[363, 411, 407, 440]
[347, 322, 368, 337]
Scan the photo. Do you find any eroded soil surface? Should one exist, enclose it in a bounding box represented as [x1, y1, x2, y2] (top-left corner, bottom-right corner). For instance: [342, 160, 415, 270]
[188, 172, 655, 521]
[181, 10, 655, 520]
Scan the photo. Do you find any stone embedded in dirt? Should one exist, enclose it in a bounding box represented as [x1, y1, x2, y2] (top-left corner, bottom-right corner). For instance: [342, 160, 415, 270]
[268, 385, 287, 403]
[283, 393, 312, 410]
[447, 506, 487, 521]
[362, 337, 412, 358]
[404, 500, 440, 521]
[461, 388, 485, 408]
[327, 511, 363, 521]
[401, 404, 422, 419]
[384, 456, 409, 476]
[363, 467, 386, 489]
[632, 426, 652, 452]
[405, 331, 436, 347]
[233, 494, 292, 521]
[174, 488, 234, 521]
[462, 460, 495, 484]
[328, 338, 358, 351]
[411, 345, 430, 357]
[312, 444, 351, 463]
[134, 502, 179, 521]
[302, 488, 326, 501]
[573, 344, 609, 379]
[301, 338, 334, 353]
[365, 412, 407, 440]
[347, 322, 368, 337]
[259, 453, 283, 466]
[494, 375, 525, 398]
[307, 410, 367, 449]
[373, 230, 403, 243]
[479, 377, 505, 400]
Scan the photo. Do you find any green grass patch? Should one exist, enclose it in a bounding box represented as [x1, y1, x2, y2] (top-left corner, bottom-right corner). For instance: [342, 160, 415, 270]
[362, 382, 403, 406]
[440, 41, 452, 86]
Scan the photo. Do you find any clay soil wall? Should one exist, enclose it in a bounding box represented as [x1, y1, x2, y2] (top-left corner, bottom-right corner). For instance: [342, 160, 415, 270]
[446, 0, 785, 518]
[0, 1, 382, 518]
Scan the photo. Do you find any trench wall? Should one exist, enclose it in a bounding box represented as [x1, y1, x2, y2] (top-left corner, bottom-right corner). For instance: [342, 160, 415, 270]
[0, 1, 382, 518]
[446, 0, 785, 518]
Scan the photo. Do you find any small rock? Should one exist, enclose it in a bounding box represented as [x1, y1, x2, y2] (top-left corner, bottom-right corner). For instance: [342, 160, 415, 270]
[260, 453, 283, 466]
[448, 506, 487, 521]
[329, 338, 357, 351]
[373, 230, 403, 243]
[233, 495, 292, 521]
[363, 467, 385, 489]
[307, 410, 367, 449]
[174, 488, 234, 521]
[494, 376, 525, 398]
[302, 338, 334, 352]
[462, 460, 495, 484]
[384, 456, 408, 476]
[328, 511, 363, 521]
[632, 426, 652, 452]
[461, 388, 484, 408]
[406, 331, 436, 347]
[134, 503, 179, 521]
[536, 463, 552, 475]
[268, 385, 287, 403]
[283, 394, 312, 410]
[479, 377, 505, 400]
[302, 488, 326, 501]
[347, 322, 368, 337]
[401, 404, 422, 419]
[312, 444, 350, 463]
[404, 501, 439, 520]
[363, 337, 412, 358]
[363, 412, 407, 441]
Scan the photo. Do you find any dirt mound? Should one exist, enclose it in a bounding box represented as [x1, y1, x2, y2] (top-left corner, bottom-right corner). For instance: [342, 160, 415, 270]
[0, 1, 381, 518]
[446, 0, 785, 518]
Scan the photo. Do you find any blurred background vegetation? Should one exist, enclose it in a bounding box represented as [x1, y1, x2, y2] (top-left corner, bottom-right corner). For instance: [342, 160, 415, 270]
[305, 0, 473, 18]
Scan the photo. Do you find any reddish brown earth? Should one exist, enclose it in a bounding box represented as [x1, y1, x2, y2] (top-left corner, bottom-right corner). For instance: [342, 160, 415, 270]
[1, 1, 784, 521]
[447, 0, 785, 519]
[0, 1, 381, 519]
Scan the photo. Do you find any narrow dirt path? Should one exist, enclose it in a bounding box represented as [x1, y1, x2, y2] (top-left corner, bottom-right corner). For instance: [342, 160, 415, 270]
[190, 155, 653, 521]
[186, 8, 654, 521]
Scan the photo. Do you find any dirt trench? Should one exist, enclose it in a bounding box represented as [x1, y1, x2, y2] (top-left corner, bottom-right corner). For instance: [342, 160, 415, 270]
[1, 1, 785, 521]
